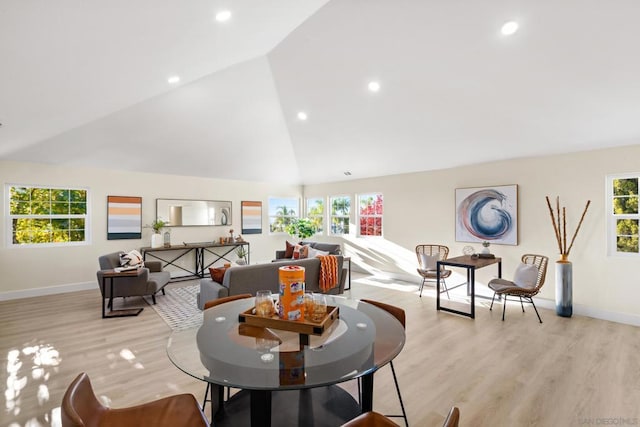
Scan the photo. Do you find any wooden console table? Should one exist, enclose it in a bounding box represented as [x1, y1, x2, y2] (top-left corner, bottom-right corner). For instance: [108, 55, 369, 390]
[141, 241, 250, 282]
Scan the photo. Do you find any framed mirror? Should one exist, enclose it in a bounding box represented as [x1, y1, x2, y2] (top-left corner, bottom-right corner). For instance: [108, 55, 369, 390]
[156, 199, 232, 226]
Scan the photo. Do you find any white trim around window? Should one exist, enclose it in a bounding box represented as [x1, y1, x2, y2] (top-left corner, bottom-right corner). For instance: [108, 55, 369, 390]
[5, 184, 91, 248]
[606, 173, 640, 256]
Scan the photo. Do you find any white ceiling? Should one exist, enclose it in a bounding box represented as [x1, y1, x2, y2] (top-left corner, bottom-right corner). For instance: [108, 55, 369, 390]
[2, 0, 640, 184]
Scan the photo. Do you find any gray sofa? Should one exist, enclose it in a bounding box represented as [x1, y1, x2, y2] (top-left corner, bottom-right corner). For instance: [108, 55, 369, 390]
[275, 241, 342, 260]
[96, 252, 171, 304]
[197, 256, 347, 309]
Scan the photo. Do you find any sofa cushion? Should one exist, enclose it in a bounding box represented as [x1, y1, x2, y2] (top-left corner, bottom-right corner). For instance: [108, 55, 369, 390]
[199, 256, 346, 309]
[308, 247, 329, 258]
[301, 241, 341, 255]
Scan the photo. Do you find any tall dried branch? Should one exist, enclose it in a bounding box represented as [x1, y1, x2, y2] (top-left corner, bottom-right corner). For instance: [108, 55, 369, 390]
[545, 196, 563, 253]
[556, 197, 562, 251]
[562, 207, 567, 254]
[566, 200, 591, 256]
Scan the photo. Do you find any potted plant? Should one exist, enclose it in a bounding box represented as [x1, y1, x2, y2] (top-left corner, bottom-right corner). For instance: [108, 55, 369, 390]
[285, 218, 317, 240]
[235, 246, 248, 265]
[147, 219, 167, 248]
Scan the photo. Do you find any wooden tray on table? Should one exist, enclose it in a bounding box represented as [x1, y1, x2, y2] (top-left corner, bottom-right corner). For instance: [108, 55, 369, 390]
[238, 305, 339, 336]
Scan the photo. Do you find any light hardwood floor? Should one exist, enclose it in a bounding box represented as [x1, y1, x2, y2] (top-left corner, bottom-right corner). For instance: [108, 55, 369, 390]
[2, 275, 639, 427]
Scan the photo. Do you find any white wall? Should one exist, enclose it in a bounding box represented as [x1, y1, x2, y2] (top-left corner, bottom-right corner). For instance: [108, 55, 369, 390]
[0, 160, 302, 297]
[3, 145, 640, 325]
[304, 144, 640, 324]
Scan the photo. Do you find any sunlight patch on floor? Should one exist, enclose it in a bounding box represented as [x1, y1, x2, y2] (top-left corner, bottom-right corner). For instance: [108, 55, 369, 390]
[5, 344, 61, 425]
[353, 276, 419, 293]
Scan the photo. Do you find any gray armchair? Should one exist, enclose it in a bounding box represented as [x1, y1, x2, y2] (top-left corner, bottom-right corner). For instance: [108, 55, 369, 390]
[96, 252, 171, 305]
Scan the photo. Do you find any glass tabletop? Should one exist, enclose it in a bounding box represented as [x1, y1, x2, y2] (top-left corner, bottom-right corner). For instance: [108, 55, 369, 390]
[167, 295, 405, 391]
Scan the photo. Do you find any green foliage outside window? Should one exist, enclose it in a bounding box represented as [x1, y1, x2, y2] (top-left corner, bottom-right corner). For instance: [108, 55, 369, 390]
[617, 219, 639, 253]
[285, 218, 317, 239]
[612, 178, 640, 253]
[269, 198, 298, 233]
[9, 186, 87, 245]
[330, 196, 350, 235]
[306, 198, 324, 234]
[613, 178, 638, 214]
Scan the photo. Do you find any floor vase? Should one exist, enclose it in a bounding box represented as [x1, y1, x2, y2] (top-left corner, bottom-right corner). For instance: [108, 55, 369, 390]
[555, 257, 572, 317]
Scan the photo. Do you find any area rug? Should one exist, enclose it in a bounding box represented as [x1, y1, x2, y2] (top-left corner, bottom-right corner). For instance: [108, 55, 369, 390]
[144, 285, 203, 331]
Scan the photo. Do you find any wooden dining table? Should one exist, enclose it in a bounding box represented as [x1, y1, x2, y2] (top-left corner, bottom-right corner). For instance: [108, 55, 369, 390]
[167, 295, 406, 427]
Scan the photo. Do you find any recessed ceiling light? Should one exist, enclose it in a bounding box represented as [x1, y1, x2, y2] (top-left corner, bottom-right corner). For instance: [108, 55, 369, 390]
[501, 21, 519, 36]
[216, 10, 231, 22]
[344, 171, 352, 176]
[297, 112, 308, 121]
[167, 75, 180, 84]
[368, 81, 381, 92]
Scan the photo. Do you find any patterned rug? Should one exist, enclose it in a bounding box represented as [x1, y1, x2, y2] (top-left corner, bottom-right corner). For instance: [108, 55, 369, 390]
[144, 285, 203, 331]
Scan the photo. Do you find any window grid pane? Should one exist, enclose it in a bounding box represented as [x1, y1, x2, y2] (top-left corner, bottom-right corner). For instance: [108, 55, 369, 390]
[268, 197, 299, 233]
[359, 193, 383, 236]
[8, 185, 89, 246]
[306, 197, 324, 234]
[609, 176, 640, 255]
[330, 196, 351, 235]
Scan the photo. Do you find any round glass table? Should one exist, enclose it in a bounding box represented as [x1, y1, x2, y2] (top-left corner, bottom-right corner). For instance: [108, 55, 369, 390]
[167, 295, 405, 427]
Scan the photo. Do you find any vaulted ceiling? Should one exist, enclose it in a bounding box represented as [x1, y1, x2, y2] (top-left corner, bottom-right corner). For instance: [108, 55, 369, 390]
[2, 1, 639, 184]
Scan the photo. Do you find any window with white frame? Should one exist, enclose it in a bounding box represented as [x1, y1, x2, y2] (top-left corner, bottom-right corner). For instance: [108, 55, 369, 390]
[7, 185, 89, 246]
[305, 197, 324, 234]
[607, 174, 639, 255]
[330, 195, 350, 235]
[268, 197, 299, 233]
[358, 193, 383, 236]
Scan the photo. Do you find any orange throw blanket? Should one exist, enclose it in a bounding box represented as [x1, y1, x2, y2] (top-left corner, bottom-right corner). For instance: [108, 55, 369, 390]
[317, 255, 339, 292]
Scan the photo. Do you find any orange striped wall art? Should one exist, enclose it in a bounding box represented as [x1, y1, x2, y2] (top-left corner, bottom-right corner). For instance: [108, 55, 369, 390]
[241, 200, 262, 234]
[107, 195, 142, 240]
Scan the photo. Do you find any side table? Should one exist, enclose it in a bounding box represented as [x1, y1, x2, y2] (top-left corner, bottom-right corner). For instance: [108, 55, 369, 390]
[101, 269, 145, 318]
[437, 255, 502, 319]
[344, 256, 352, 290]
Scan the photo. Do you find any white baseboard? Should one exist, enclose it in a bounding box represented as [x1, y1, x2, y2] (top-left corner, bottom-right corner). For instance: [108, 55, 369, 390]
[377, 270, 640, 327]
[0, 281, 96, 301]
[532, 297, 640, 327]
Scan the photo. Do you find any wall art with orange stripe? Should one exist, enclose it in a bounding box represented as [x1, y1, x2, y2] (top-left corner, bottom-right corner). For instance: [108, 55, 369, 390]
[241, 200, 262, 234]
[107, 195, 142, 240]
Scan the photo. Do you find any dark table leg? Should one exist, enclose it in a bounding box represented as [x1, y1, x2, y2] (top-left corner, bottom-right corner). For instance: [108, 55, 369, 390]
[250, 390, 271, 427]
[103, 276, 144, 318]
[361, 372, 374, 412]
[470, 268, 475, 319]
[436, 264, 441, 311]
[102, 277, 106, 318]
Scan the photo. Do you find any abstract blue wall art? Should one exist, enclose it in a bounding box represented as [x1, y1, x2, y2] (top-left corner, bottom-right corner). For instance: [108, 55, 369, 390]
[455, 185, 518, 245]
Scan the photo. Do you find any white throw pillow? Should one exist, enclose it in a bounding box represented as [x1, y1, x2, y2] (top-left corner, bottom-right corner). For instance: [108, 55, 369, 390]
[120, 249, 144, 267]
[308, 247, 330, 258]
[419, 253, 438, 271]
[513, 263, 538, 288]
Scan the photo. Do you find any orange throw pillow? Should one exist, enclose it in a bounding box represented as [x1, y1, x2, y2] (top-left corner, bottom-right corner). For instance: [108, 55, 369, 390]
[209, 267, 229, 283]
